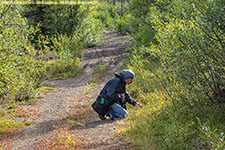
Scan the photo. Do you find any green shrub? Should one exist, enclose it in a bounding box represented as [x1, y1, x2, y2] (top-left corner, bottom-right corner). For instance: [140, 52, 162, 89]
[0, 55, 47, 101]
[95, 2, 119, 29]
[94, 63, 108, 74]
[0, 5, 47, 102]
[118, 0, 225, 149]
[0, 4, 104, 103]
[24, 120, 36, 125]
[122, 89, 225, 149]
[45, 58, 83, 80]
[0, 118, 24, 135]
[51, 33, 83, 58]
[150, 0, 225, 104]
[76, 6, 103, 47]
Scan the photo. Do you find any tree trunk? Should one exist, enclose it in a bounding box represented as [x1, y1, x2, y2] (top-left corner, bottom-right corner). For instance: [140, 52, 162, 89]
[120, 0, 123, 16]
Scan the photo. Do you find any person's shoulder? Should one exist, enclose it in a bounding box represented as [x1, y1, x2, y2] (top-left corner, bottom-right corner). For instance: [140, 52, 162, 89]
[106, 77, 121, 86]
[106, 73, 122, 85]
[110, 77, 120, 83]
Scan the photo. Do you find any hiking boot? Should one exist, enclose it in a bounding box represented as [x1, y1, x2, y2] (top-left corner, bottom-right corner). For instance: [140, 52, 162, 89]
[109, 114, 114, 120]
[98, 114, 106, 120]
[106, 113, 114, 120]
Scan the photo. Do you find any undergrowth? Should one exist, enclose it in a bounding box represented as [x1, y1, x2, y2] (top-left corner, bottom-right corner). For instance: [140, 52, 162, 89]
[0, 118, 24, 135]
[88, 62, 108, 85]
[34, 126, 85, 150]
[101, 0, 225, 149]
[117, 58, 225, 149]
[120, 88, 225, 149]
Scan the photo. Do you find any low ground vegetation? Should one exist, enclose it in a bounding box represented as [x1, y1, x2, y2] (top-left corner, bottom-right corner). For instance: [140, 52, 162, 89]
[102, 0, 225, 149]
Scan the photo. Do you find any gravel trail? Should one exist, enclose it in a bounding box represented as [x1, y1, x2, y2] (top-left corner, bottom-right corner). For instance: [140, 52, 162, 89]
[8, 30, 135, 150]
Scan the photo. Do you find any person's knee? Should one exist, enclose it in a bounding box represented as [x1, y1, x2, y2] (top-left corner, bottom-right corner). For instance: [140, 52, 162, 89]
[122, 111, 129, 118]
[111, 103, 129, 118]
[125, 111, 129, 117]
[118, 110, 129, 118]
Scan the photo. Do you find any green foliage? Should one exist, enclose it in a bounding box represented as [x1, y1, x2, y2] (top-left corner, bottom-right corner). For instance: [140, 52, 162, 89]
[35, 127, 85, 149]
[51, 33, 83, 59]
[24, 120, 36, 125]
[197, 117, 225, 149]
[94, 63, 108, 74]
[88, 63, 108, 85]
[76, 5, 103, 47]
[0, 5, 47, 102]
[5, 102, 17, 109]
[116, 13, 130, 34]
[95, 1, 119, 29]
[38, 86, 54, 94]
[114, 0, 160, 46]
[0, 118, 23, 135]
[23, 5, 80, 37]
[23, 4, 103, 48]
[0, 109, 6, 117]
[116, 0, 225, 149]
[0, 3, 104, 103]
[127, 53, 161, 95]
[43, 34, 83, 80]
[150, 0, 225, 103]
[124, 98, 225, 149]
[45, 58, 83, 80]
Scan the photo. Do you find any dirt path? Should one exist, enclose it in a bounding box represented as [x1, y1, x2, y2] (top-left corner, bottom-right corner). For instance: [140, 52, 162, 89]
[9, 30, 135, 150]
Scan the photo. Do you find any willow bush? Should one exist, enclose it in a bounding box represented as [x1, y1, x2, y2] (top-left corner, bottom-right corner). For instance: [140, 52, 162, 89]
[95, 1, 119, 29]
[0, 4, 104, 102]
[117, 0, 224, 149]
[0, 5, 46, 102]
[150, 0, 225, 104]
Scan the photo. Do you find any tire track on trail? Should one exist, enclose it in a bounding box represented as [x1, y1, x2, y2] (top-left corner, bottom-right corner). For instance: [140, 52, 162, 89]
[10, 30, 136, 150]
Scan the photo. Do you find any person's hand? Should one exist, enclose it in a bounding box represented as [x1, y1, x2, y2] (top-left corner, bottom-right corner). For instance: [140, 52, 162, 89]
[121, 93, 126, 100]
[136, 102, 142, 108]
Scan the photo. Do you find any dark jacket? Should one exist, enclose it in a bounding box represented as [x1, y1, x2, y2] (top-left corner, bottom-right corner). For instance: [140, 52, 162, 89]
[92, 73, 136, 116]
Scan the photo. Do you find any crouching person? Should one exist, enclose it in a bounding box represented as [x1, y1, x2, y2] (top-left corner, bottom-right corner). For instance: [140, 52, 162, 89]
[92, 69, 142, 120]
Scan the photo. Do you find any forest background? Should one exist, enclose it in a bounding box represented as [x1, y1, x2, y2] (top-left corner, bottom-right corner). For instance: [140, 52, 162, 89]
[0, 0, 224, 149]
